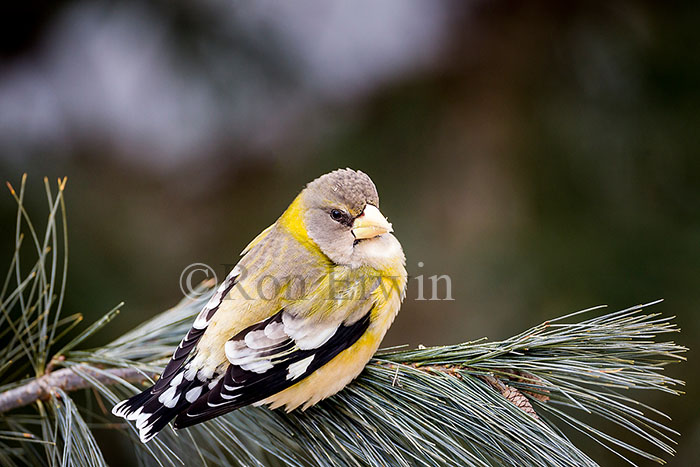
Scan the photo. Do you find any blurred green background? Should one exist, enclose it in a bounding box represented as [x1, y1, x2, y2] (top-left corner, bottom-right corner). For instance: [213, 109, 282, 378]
[1, 1, 698, 465]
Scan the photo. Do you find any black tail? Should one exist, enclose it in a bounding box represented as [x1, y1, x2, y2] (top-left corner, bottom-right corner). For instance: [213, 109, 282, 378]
[112, 369, 210, 443]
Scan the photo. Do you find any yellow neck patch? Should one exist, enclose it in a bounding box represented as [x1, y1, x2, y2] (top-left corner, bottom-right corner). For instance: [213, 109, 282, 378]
[279, 195, 306, 238]
[278, 195, 321, 253]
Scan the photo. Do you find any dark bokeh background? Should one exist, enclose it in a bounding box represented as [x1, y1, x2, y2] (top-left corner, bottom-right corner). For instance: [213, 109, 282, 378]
[1, 1, 698, 465]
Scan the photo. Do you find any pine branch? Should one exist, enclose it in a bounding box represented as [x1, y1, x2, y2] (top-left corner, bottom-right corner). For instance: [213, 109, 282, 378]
[0, 176, 688, 467]
[0, 367, 155, 414]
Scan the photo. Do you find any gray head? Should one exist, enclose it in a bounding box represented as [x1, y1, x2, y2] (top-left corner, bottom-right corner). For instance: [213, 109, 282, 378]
[301, 169, 394, 265]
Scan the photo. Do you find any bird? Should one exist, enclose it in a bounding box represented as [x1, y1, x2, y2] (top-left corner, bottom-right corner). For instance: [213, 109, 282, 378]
[112, 168, 407, 443]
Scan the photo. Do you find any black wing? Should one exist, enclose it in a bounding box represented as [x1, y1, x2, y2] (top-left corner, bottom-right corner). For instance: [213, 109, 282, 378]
[173, 309, 371, 428]
[152, 271, 239, 392]
[111, 268, 239, 442]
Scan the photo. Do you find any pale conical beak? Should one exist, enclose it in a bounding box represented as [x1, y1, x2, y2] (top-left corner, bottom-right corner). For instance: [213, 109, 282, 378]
[352, 204, 393, 240]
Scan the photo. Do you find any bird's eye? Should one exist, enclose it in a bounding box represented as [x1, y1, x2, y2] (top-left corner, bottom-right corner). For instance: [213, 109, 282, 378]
[330, 209, 345, 222]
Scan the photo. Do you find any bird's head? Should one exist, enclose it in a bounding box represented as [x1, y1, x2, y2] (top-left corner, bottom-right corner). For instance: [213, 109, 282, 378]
[298, 168, 398, 267]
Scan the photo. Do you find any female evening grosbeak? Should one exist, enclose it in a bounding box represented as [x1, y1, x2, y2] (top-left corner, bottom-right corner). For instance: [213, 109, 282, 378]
[113, 169, 407, 442]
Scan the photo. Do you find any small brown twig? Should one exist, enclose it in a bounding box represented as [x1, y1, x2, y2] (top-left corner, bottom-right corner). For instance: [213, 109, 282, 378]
[0, 366, 155, 414]
[384, 362, 548, 419]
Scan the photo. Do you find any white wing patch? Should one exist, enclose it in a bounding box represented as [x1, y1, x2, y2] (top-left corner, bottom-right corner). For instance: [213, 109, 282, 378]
[244, 330, 276, 349]
[208, 376, 222, 389]
[193, 266, 241, 330]
[225, 339, 275, 373]
[158, 386, 179, 408]
[170, 372, 183, 387]
[286, 355, 315, 380]
[185, 386, 203, 403]
[184, 364, 199, 381]
[264, 321, 287, 339]
[281, 312, 338, 350]
[225, 311, 339, 375]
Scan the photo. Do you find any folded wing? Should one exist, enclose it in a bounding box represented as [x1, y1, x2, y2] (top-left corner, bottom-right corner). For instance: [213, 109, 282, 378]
[174, 308, 371, 428]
